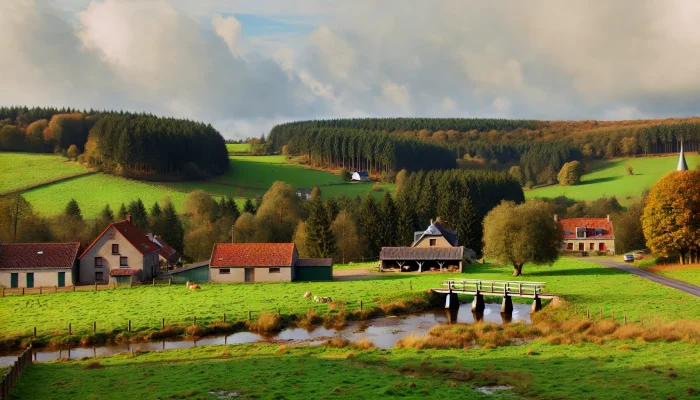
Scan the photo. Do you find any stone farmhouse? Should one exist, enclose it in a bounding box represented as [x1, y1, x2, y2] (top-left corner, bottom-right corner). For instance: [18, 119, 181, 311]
[556, 215, 615, 255]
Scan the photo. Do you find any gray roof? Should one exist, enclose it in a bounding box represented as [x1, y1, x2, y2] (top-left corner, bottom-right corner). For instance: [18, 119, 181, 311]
[296, 258, 333, 267]
[380, 246, 464, 260]
[161, 261, 209, 276]
[412, 220, 458, 247]
[678, 141, 688, 171]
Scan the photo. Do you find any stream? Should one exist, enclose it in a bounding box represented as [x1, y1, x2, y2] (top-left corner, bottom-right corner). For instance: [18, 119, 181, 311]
[0, 302, 531, 366]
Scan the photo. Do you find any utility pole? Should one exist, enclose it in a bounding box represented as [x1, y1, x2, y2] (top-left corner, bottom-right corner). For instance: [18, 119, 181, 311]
[231, 225, 234, 243]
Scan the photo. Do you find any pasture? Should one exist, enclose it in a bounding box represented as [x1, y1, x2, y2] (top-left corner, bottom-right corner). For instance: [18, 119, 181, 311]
[226, 143, 251, 153]
[11, 340, 700, 399]
[0, 153, 88, 194]
[21, 173, 189, 218]
[648, 265, 700, 287]
[1, 259, 698, 343]
[526, 154, 700, 205]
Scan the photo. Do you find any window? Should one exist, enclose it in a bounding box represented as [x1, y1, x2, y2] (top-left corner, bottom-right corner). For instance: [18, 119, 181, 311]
[589, 243, 595, 250]
[95, 257, 103, 266]
[595, 229, 603, 236]
[578, 243, 584, 251]
[112, 244, 119, 254]
[220, 269, 230, 274]
[429, 239, 437, 247]
[120, 257, 128, 267]
[269, 268, 281, 274]
[566, 243, 573, 250]
[95, 271, 104, 281]
[576, 228, 586, 239]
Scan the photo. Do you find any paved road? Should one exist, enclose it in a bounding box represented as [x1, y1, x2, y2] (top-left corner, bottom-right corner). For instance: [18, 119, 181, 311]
[586, 258, 700, 297]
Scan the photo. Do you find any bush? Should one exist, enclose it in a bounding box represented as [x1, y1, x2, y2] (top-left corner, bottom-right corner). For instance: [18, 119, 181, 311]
[250, 313, 282, 332]
[557, 161, 583, 186]
[380, 171, 397, 183]
[371, 182, 383, 192]
[66, 144, 80, 160]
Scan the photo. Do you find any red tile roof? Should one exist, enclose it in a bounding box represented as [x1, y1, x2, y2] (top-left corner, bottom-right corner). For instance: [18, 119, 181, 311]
[79, 220, 160, 259]
[558, 218, 614, 239]
[0, 242, 80, 270]
[109, 268, 140, 276]
[296, 258, 333, 267]
[148, 234, 179, 262]
[210, 243, 296, 267]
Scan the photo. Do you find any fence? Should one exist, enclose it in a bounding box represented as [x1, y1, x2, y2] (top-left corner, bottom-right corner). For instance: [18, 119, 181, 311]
[0, 346, 32, 400]
[1, 279, 183, 297]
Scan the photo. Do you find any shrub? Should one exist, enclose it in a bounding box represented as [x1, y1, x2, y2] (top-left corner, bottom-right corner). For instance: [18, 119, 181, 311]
[66, 144, 80, 160]
[250, 313, 282, 332]
[371, 182, 383, 192]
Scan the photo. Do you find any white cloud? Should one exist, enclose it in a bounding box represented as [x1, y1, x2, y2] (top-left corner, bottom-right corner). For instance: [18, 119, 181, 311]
[213, 14, 242, 54]
[441, 97, 456, 112]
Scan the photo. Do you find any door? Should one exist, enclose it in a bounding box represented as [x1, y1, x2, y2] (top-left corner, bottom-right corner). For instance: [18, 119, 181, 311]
[599, 243, 606, 251]
[578, 243, 584, 251]
[58, 272, 66, 287]
[244, 268, 254, 283]
[10, 273, 18, 288]
[589, 243, 594, 250]
[26, 273, 34, 288]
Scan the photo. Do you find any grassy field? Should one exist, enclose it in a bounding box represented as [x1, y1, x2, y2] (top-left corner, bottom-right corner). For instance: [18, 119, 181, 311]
[22, 173, 189, 218]
[526, 154, 700, 205]
[1, 259, 698, 342]
[648, 265, 700, 287]
[161, 155, 395, 199]
[0, 153, 88, 194]
[12, 340, 700, 399]
[226, 143, 251, 153]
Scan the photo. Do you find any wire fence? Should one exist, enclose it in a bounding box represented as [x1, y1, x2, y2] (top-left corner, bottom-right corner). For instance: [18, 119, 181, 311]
[0, 345, 31, 400]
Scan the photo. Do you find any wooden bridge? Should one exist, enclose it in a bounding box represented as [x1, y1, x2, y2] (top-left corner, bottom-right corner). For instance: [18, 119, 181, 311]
[432, 279, 554, 314]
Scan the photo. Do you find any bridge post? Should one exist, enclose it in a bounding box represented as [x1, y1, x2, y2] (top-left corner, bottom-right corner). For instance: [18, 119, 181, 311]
[500, 294, 513, 313]
[445, 285, 459, 309]
[531, 294, 542, 313]
[471, 290, 485, 313]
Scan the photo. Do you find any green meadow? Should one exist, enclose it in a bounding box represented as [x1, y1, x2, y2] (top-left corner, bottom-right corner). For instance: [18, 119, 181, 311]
[12, 341, 700, 400]
[1, 259, 698, 342]
[226, 143, 251, 153]
[526, 154, 700, 205]
[654, 268, 700, 287]
[22, 173, 189, 218]
[0, 152, 88, 194]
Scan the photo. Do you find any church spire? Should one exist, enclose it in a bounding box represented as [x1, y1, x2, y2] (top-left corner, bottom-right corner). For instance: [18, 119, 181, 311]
[677, 140, 688, 171]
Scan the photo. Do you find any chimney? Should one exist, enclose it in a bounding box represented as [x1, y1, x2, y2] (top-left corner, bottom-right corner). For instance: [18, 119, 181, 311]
[430, 218, 434, 225]
[126, 215, 132, 223]
[553, 214, 558, 223]
[607, 214, 611, 222]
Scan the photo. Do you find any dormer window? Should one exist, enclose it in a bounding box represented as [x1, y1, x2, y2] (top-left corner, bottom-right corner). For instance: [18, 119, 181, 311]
[595, 229, 603, 236]
[576, 227, 586, 239]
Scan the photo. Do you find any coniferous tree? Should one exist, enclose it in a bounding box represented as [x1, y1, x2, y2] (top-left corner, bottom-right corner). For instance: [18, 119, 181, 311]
[305, 199, 335, 258]
[117, 203, 128, 220]
[456, 195, 477, 251]
[127, 198, 148, 230]
[160, 200, 184, 252]
[379, 192, 398, 246]
[326, 197, 339, 224]
[395, 194, 417, 246]
[99, 204, 114, 222]
[150, 202, 162, 219]
[359, 195, 382, 257]
[65, 199, 82, 220]
[243, 198, 256, 214]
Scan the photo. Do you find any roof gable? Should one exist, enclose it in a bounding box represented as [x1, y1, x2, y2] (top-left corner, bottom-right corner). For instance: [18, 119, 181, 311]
[79, 220, 160, 259]
[412, 220, 458, 247]
[210, 243, 296, 267]
[0, 242, 80, 270]
[380, 246, 464, 260]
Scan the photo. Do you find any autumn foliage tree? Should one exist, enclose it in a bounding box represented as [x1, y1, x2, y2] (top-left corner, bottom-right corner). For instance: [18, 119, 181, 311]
[642, 171, 700, 264]
[483, 200, 562, 276]
[557, 160, 584, 186]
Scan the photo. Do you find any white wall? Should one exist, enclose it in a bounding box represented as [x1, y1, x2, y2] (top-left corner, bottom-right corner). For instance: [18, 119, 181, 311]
[210, 267, 292, 283]
[0, 269, 72, 288]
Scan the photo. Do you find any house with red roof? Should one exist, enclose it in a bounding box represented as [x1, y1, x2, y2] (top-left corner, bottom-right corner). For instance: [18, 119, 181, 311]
[556, 215, 616, 255]
[78, 216, 161, 284]
[147, 233, 180, 269]
[209, 243, 332, 283]
[0, 242, 80, 288]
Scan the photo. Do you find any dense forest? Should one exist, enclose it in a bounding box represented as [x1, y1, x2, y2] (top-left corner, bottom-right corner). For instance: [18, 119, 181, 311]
[285, 128, 456, 173]
[270, 117, 700, 186]
[0, 106, 229, 179]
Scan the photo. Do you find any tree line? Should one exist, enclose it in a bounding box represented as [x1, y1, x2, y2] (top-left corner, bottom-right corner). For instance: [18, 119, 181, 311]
[0, 106, 229, 179]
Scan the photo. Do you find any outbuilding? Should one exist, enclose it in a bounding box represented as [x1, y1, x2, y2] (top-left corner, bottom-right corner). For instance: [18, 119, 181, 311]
[351, 171, 371, 181]
[295, 258, 333, 281]
[0, 242, 80, 288]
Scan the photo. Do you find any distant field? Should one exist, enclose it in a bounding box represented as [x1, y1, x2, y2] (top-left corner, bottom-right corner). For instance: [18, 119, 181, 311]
[226, 143, 251, 153]
[648, 265, 700, 287]
[22, 173, 189, 218]
[162, 155, 395, 200]
[0, 153, 88, 194]
[526, 154, 700, 204]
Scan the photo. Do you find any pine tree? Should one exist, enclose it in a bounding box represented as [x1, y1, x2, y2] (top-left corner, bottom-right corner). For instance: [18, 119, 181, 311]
[160, 201, 184, 252]
[150, 202, 162, 218]
[65, 199, 82, 220]
[305, 199, 335, 258]
[379, 192, 397, 246]
[127, 198, 148, 230]
[118, 203, 128, 220]
[359, 195, 382, 257]
[243, 198, 256, 214]
[456, 195, 477, 250]
[99, 204, 114, 222]
[224, 196, 241, 220]
[326, 197, 339, 224]
[395, 194, 416, 246]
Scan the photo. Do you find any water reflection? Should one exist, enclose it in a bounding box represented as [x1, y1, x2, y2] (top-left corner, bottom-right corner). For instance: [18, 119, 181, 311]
[1, 302, 531, 366]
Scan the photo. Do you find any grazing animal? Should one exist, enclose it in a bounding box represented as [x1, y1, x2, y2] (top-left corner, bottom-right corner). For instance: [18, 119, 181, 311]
[303, 291, 312, 299]
[189, 284, 201, 290]
[313, 296, 332, 303]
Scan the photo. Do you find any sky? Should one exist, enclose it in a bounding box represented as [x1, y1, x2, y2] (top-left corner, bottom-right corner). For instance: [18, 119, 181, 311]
[3, 0, 700, 139]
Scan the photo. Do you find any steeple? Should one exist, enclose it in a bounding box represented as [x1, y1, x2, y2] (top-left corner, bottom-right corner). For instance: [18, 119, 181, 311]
[677, 140, 688, 171]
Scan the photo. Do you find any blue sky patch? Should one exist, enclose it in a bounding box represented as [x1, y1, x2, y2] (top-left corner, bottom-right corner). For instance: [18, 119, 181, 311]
[235, 14, 315, 37]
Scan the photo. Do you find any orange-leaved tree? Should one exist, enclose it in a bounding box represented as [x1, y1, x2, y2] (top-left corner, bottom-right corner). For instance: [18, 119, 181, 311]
[642, 170, 700, 264]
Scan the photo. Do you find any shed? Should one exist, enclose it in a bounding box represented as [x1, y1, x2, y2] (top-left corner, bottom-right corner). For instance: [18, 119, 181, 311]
[380, 247, 464, 273]
[351, 171, 371, 181]
[161, 261, 210, 283]
[295, 258, 333, 281]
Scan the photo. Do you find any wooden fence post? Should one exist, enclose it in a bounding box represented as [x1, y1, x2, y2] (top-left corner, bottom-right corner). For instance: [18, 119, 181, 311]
[128, 320, 131, 332]
[193, 316, 196, 326]
[34, 327, 36, 338]
[360, 300, 363, 310]
[93, 321, 96, 334]
[599, 307, 603, 319]
[223, 313, 226, 323]
[277, 308, 281, 316]
[69, 323, 72, 335]
[94, 282, 97, 291]
[248, 311, 252, 321]
[162, 318, 165, 329]
[624, 314, 627, 325]
[586, 306, 590, 319]
[152, 279, 155, 287]
[409, 280, 412, 291]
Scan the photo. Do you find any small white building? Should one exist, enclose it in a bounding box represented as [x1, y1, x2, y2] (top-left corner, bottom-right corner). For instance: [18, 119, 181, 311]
[351, 171, 371, 181]
[0, 242, 80, 288]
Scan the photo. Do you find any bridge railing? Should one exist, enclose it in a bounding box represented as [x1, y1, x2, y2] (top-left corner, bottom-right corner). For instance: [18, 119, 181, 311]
[441, 279, 546, 296]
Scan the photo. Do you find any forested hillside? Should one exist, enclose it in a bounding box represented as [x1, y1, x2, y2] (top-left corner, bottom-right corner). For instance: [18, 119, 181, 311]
[270, 117, 700, 185]
[0, 106, 228, 179]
